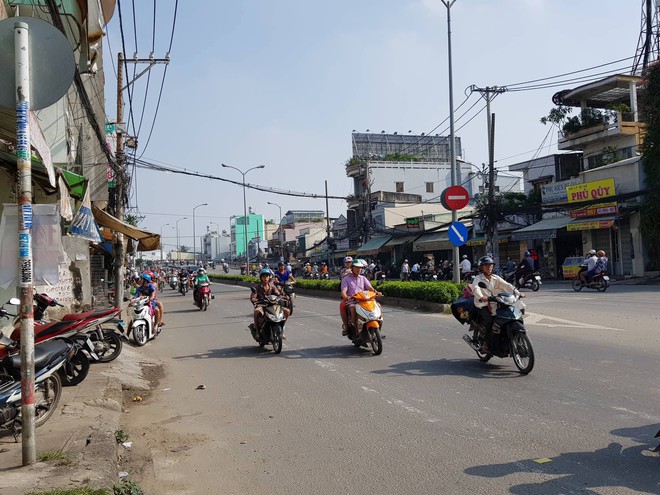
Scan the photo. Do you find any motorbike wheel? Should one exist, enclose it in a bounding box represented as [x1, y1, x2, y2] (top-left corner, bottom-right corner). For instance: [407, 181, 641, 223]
[511, 332, 535, 375]
[133, 324, 148, 346]
[369, 328, 383, 356]
[203, 296, 209, 311]
[571, 278, 583, 291]
[596, 279, 608, 292]
[92, 330, 123, 363]
[272, 332, 283, 354]
[60, 350, 90, 386]
[34, 373, 62, 428]
[530, 280, 540, 292]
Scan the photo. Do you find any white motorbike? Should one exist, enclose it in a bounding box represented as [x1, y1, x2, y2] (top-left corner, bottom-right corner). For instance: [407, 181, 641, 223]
[129, 296, 160, 346]
[169, 275, 178, 291]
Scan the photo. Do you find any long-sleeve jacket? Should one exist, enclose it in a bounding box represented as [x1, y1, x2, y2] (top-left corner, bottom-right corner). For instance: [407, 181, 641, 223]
[471, 273, 518, 312]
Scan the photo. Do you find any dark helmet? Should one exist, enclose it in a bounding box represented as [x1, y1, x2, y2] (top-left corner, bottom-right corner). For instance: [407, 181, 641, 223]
[478, 256, 495, 266]
[277, 261, 285, 267]
[524, 251, 531, 256]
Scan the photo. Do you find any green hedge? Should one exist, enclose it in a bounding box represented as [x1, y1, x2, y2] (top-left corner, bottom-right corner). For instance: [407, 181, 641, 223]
[209, 274, 463, 304]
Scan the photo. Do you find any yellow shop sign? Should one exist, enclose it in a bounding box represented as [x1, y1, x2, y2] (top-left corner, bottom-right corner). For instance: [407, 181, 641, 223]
[566, 178, 615, 204]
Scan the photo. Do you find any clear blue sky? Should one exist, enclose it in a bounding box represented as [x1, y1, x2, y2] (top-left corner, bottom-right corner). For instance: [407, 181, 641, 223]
[103, 0, 640, 251]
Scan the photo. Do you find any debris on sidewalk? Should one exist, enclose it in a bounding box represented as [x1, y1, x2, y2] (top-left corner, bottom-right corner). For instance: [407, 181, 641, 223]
[196, 384, 206, 390]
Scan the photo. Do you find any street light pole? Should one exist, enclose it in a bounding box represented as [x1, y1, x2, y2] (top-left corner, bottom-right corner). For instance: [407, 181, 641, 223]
[441, 0, 461, 283]
[192, 203, 208, 265]
[222, 164, 266, 262]
[175, 217, 187, 262]
[159, 223, 170, 263]
[267, 201, 283, 261]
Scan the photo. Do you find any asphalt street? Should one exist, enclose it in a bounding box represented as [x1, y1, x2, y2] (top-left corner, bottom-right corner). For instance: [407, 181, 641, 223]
[123, 280, 659, 495]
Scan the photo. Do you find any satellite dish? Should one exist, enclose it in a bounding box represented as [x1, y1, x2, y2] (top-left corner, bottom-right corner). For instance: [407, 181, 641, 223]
[0, 17, 75, 110]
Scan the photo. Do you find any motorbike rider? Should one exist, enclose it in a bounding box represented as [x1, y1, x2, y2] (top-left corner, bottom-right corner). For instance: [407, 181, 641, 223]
[516, 251, 535, 286]
[320, 262, 329, 278]
[193, 268, 211, 305]
[595, 250, 608, 277]
[580, 249, 598, 284]
[274, 261, 295, 285]
[250, 269, 290, 339]
[340, 256, 353, 278]
[135, 274, 165, 328]
[472, 256, 524, 353]
[340, 259, 382, 336]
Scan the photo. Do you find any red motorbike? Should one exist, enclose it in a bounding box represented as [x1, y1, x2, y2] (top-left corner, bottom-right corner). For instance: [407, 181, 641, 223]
[195, 282, 211, 311]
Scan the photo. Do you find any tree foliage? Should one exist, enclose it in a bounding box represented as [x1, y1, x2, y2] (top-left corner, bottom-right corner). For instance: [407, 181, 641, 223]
[639, 61, 660, 269]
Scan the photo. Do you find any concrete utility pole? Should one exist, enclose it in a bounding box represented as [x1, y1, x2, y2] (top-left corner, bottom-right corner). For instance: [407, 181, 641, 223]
[471, 85, 506, 271]
[325, 180, 331, 267]
[441, 0, 461, 283]
[193, 203, 207, 265]
[113, 52, 126, 308]
[113, 52, 169, 307]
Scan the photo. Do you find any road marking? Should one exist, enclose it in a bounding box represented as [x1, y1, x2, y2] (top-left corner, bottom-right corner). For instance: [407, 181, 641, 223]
[524, 313, 625, 332]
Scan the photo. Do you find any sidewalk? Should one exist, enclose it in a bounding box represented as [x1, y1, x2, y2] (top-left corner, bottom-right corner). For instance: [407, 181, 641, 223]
[0, 341, 158, 495]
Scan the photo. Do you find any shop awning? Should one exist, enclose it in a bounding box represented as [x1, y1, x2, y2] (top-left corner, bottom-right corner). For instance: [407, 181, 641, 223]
[356, 235, 391, 255]
[511, 217, 574, 241]
[0, 150, 87, 200]
[413, 229, 451, 251]
[566, 216, 617, 231]
[385, 234, 420, 247]
[92, 206, 160, 251]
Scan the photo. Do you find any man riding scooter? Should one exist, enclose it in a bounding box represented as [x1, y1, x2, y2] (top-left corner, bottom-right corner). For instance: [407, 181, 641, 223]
[579, 249, 598, 285]
[514, 251, 535, 287]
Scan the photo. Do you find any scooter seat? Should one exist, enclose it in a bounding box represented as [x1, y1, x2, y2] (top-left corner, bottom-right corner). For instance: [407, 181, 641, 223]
[5, 339, 69, 370]
[61, 308, 119, 321]
[10, 320, 78, 342]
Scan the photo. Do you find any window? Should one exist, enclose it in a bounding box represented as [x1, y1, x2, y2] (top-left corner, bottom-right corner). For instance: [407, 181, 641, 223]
[395, 182, 404, 193]
[426, 182, 434, 193]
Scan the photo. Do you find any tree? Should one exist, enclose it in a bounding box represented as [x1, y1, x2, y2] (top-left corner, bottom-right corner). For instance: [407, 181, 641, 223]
[179, 245, 189, 253]
[639, 61, 660, 270]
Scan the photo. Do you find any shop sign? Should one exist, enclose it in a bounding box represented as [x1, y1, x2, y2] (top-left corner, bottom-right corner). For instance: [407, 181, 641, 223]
[511, 229, 557, 241]
[566, 178, 615, 204]
[566, 219, 614, 231]
[570, 202, 618, 218]
[406, 217, 420, 230]
[541, 178, 582, 204]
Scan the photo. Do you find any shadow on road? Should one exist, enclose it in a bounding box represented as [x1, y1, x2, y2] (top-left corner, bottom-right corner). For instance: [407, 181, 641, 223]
[172, 344, 280, 360]
[370, 358, 526, 379]
[464, 424, 660, 494]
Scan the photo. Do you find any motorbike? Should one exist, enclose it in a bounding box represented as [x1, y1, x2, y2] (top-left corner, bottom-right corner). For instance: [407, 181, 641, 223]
[240, 264, 247, 275]
[503, 270, 542, 292]
[249, 291, 286, 354]
[320, 271, 329, 280]
[169, 274, 179, 291]
[129, 296, 160, 346]
[222, 263, 229, 274]
[281, 281, 295, 316]
[195, 282, 212, 311]
[451, 282, 535, 374]
[209, 261, 216, 270]
[572, 265, 610, 292]
[179, 275, 188, 295]
[344, 290, 383, 356]
[0, 334, 71, 440]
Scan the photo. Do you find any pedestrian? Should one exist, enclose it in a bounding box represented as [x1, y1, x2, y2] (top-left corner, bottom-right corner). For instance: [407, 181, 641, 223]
[400, 259, 410, 281]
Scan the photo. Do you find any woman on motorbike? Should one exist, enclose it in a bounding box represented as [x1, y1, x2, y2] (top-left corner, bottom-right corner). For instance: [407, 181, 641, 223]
[340, 259, 382, 336]
[472, 256, 523, 353]
[250, 269, 290, 339]
[193, 268, 211, 305]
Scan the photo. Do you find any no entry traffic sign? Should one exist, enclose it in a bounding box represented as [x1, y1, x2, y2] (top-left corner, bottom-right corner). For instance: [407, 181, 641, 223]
[441, 185, 470, 211]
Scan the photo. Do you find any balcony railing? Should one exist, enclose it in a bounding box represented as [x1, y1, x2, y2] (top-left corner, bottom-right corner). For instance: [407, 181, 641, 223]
[585, 144, 639, 171]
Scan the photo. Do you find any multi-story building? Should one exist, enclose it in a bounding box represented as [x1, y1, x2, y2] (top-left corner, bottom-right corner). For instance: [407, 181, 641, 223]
[229, 212, 264, 260]
[510, 74, 647, 277]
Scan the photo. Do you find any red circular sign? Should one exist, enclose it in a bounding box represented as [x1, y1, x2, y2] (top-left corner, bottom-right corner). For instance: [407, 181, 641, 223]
[441, 185, 470, 210]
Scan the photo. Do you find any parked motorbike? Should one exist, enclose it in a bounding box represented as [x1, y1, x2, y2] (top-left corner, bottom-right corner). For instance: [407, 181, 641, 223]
[344, 290, 383, 356]
[169, 274, 179, 291]
[129, 296, 160, 346]
[451, 282, 535, 374]
[572, 265, 610, 292]
[0, 335, 70, 439]
[503, 270, 542, 292]
[195, 282, 211, 311]
[249, 291, 286, 354]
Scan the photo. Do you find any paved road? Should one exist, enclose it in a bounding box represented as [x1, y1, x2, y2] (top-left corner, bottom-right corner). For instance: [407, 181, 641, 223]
[124, 282, 659, 495]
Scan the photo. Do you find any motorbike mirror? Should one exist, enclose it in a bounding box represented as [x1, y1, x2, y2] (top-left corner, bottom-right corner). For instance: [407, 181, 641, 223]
[7, 298, 20, 306]
[478, 282, 488, 289]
